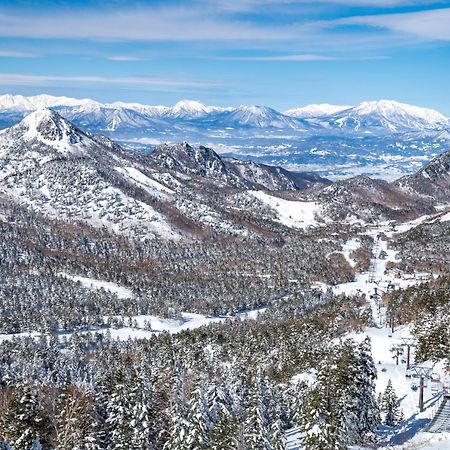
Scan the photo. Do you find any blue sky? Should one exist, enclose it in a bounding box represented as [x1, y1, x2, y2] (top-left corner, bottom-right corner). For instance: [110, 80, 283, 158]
[0, 0, 449, 113]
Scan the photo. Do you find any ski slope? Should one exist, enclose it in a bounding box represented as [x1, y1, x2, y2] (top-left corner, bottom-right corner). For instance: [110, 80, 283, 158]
[288, 222, 450, 449]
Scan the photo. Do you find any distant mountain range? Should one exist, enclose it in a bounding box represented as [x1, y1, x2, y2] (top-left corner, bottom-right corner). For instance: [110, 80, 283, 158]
[0, 94, 449, 180]
[0, 108, 448, 241]
[1, 94, 448, 132]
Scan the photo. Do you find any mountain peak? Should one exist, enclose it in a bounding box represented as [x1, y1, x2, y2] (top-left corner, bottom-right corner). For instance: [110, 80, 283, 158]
[354, 99, 448, 123]
[21, 108, 81, 142]
[0, 108, 92, 157]
[284, 104, 351, 118]
[171, 100, 214, 118]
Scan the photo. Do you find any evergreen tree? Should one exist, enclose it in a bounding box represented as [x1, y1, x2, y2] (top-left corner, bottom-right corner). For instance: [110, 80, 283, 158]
[106, 378, 134, 449]
[270, 415, 286, 450]
[354, 337, 380, 437]
[381, 379, 401, 426]
[243, 376, 272, 450]
[163, 366, 190, 450]
[129, 373, 153, 450]
[186, 378, 212, 449]
[54, 382, 93, 450]
[0, 383, 49, 450]
[299, 386, 337, 450]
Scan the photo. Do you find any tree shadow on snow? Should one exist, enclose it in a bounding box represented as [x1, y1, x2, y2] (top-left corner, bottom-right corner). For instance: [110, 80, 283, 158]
[378, 394, 443, 446]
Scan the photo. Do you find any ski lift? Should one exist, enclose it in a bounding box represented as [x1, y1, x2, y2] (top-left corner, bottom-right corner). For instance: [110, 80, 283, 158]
[431, 374, 441, 393]
[411, 383, 418, 391]
[431, 382, 441, 393]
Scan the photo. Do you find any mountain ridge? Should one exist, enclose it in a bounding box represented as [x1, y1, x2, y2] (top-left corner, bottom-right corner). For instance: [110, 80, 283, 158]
[1, 94, 448, 132]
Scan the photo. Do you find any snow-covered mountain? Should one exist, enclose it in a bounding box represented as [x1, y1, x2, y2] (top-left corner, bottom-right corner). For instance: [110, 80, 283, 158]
[1, 94, 449, 181]
[0, 93, 99, 111]
[0, 109, 184, 239]
[284, 104, 351, 118]
[0, 94, 448, 134]
[326, 100, 449, 133]
[148, 142, 329, 190]
[313, 174, 434, 222]
[0, 109, 334, 240]
[395, 147, 450, 202]
[219, 105, 303, 129]
[164, 100, 231, 119]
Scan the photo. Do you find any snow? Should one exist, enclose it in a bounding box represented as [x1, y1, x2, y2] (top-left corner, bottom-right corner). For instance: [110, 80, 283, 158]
[101, 308, 267, 337]
[114, 166, 174, 197]
[290, 219, 450, 449]
[170, 100, 215, 117]
[250, 190, 322, 229]
[0, 307, 267, 343]
[341, 237, 361, 268]
[59, 273, 134, 299]
[17, 108, 90, 156]
[352, 100, 448, 126]
[284, 103, 351, 118]
[1, 271, 267, 340]
[0, 94, 99, 111]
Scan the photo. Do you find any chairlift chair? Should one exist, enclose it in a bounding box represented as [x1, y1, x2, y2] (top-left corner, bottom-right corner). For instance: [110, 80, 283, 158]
[431, 382, 441, 393]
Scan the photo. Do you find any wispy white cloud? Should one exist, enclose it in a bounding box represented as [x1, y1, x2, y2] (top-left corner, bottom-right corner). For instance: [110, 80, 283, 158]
[0, 73, 221, 91]
[0, 8, 295, 42]
[214, 0, 444, 12]
[106, 55, 144, 61]
[215, 54, 389, 61]
[0, 50, 37, 58]
[216, 54, 337, 61]
[0, 2, 446, 57]
[340, 7, 450, 41]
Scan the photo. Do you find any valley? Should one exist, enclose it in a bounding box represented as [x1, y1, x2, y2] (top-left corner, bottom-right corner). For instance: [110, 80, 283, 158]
[0, 107, 448, 449]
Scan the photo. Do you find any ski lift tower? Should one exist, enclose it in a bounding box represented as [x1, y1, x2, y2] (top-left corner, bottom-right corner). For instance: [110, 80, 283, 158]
[400, 337, 418, 370]
[410, 366, 433, 412]
[368, 238, 381, 284]
[370, 287, 386, 326]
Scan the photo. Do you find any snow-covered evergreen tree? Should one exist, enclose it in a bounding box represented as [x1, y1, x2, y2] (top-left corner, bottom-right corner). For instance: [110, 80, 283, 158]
[299, 386, 337, 450]
[380, 379, 401, 426]
[54, 382, 94, 450]
[186, 378, 212, 449]
[0, 383, 49, 450]
[243, 376, 272, 450]
[354, 337, 380, 437]
[163, 366, 190, 450]
[106, 378, 134, 449]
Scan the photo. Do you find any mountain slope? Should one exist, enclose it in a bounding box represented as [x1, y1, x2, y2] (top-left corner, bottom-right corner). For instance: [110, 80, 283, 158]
[1, 95, 447, 135]
[0, 110, 333, 240]
[326, 100, 449, 133]
[394, 148, 450, 202]
[147, 142, 330, 190]
[0, 109, 181, 239]
[313, 175, 434, 222]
